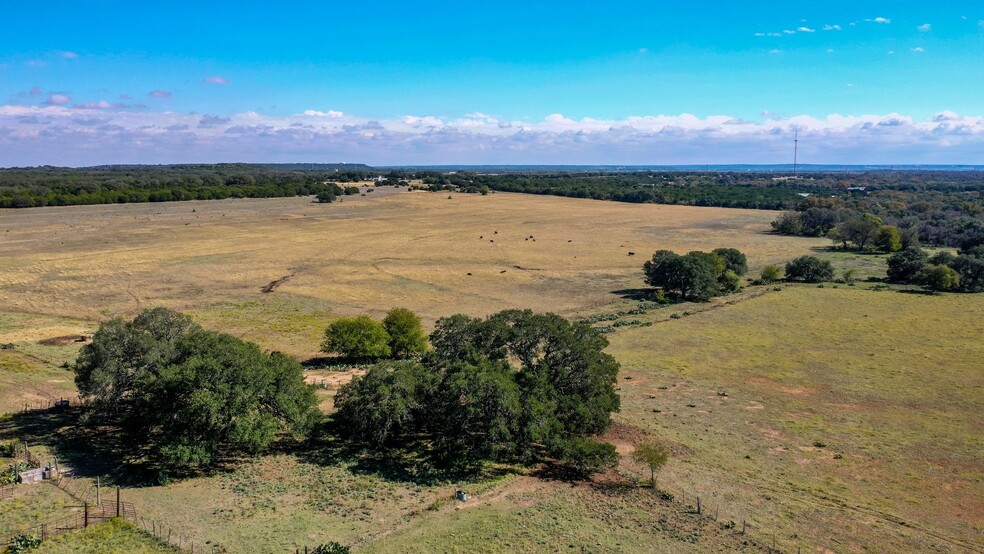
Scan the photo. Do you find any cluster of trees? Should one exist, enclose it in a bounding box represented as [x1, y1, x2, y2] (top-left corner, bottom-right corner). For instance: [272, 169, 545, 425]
[321, 308, 428, 360]
[333, 310, 621, 472]
[887, 245, 984, 292]
[315, 184, 361, 203]
[643, 248, 748, 301]
[74, 308, 320, 471]
[771, 184, 984, 248]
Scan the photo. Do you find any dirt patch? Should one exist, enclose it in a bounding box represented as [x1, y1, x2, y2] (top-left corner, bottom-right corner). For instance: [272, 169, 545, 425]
[260, 274, 294, 293]
[37, 335, 89, 346]
[305, 369, 364, 392]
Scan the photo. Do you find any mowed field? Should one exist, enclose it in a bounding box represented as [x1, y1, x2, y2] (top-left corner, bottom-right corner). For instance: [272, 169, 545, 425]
[1, 191, 982, 553]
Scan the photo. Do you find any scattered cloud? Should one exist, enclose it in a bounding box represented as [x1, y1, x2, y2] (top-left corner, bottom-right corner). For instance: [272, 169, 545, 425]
[29, 87, 42, 96]
[198, 114, 231, 128]
[1, 106, 982, 166]
[888, 50, 896, 55]
[44, 94, 71, 106]
[73, 100, 128, 110]
[25, 60, 47, 67]
[866, 17, 891, 24]
[846, 83, 854, 87]
[823, 24, 842, 31]
[768, 49, 782, 54]
[917, 23, 932, 32]
[797, 27, 815, 33]
[59, 51, 79, 59]
[302, 109, 344, 118]
[638, 47, 649, 54]
[148, 89, 173, 99]
[782, 29, 796, 35]
[202, 76, 230, 85]
[826, 48, 835, 53]
[911, 47, 925, 53]
[753, 33, 765, 37]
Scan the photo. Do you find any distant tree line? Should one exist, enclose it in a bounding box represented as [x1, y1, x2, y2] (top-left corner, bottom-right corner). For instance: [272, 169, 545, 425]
[771, 185, 984, 248]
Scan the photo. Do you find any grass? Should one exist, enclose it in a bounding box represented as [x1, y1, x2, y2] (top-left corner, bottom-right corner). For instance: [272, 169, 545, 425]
[1, 194, 979, 552]
[0, 483, 77, 538]
[607, 285, 984, 553]
[0, 192, 823, 359]
[34, 518, 179, 553]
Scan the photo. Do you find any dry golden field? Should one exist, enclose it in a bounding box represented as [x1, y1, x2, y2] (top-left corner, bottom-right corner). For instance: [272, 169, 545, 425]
[0, 191, 822, 358]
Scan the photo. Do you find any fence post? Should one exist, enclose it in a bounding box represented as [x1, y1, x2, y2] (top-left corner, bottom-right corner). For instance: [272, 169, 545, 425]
[116, 487, 120, 517]
[84, 503, 89, 528]
[741, 519, 746, 534]
[697, 496, 702, 515]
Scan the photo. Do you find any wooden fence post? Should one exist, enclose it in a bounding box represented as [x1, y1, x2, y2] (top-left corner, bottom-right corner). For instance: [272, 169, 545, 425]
[116, 487, 120, 517]
[84, 504, 88, 528]
[697, 496, 702, 515]
[742, 519, 746, 534]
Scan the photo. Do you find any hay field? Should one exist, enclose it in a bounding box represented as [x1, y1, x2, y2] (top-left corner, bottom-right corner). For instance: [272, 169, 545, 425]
[0, 191, 821, 357]
[608, 286, 984, 553]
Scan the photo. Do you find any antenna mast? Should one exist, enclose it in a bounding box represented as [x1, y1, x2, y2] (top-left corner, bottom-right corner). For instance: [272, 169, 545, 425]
[793, 130, 799, 177]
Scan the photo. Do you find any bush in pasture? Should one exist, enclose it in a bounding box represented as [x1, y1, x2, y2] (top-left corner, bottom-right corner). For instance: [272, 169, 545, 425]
[632, 440, 671, 488]
[920, 264, 961, 291]
[875, 225, 902, 253]
[951, 246, 984, 292]
[886, 247, 929, 283]
[836, 213, 883, 251]
[785, 256, 835, 283]
[549, 436, 619, 476]
[343, 186, 360, 195]
[383, 308, 428, 359]
[760, 265, 783, 284]
[322, 316, 392, 360]
[312, 543, 350, 554]
[771, 212, 804, 235]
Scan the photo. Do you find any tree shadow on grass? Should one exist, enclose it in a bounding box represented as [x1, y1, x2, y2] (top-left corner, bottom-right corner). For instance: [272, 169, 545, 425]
[610, 288, 663, 301]
[0, 408, 242, 488]
[293, 421, 519, 487]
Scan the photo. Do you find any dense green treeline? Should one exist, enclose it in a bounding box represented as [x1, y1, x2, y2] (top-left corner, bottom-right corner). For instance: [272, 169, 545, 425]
[3, 165, 981, 247]
[0, 164, 364, 208]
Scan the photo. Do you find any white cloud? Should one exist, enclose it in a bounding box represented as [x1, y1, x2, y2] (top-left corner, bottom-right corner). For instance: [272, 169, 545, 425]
[917, 23, 931, 32]
[1, 106, 982, 166]
[638, 47, 649, 54]
[753, 32, 765, 37]
[888, 50, 896, 55]
[783, 29, 796, 35]
[911, 47, 925, 53]
[826, 48, 835, 53]
[202, 76, 230, 85]
[59, 51, 79, 59]
[767, 32, 782, 37]
[148, 90, 173, 99]
[797, 27, 815, 33]
[303, 109, 344, 118]
[870, 17, 891, 24]
[823, 24, 842, 31]
[769, 49, 782, 55]
[44, 94, 71, 106]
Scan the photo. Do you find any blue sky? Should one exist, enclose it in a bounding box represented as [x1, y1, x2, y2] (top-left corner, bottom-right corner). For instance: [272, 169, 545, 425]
[2, 1, 982, 165]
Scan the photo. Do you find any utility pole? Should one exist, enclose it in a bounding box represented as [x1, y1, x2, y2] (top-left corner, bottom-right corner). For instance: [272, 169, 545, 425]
[793, 129, 799, 177]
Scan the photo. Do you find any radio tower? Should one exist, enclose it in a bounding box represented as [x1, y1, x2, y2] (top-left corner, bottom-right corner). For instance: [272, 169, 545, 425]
[793, 129, 799, 177]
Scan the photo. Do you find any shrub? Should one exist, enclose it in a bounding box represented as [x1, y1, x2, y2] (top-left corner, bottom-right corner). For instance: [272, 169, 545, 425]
[322, 316, 391, 360]
[711, 248, 748, 276]
[632, 440, 671, 487]
[760, 265, 783, 284]
[875, 225, 902, 252]
[8, 534, 42, 553]
[785, 256, 834, 283]
[886, 247, 929, 283]
[921, 264, 960, 291]
[312, 542, 351, 554]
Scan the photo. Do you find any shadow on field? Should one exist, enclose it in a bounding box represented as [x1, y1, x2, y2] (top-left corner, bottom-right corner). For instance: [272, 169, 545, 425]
[610, 288, 662, 301]
[294, 421, 519, 486]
